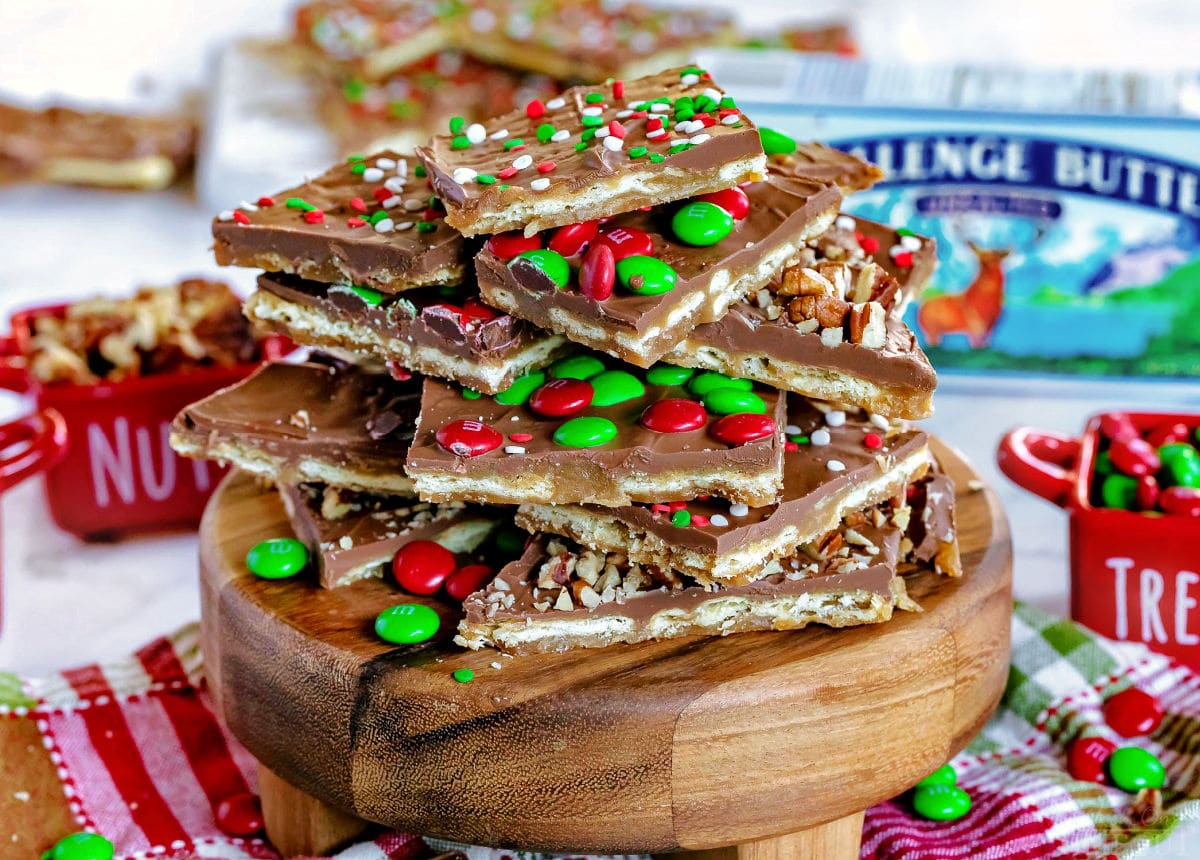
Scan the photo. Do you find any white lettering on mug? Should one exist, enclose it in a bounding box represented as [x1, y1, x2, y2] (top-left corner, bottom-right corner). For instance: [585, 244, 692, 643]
[88, 418, 135, 508]
[1107, 557, 1134, 640]
[1177, 571, 1200, 647]
[1140, 568, 1168, 645]
[136, 423, 176, 501]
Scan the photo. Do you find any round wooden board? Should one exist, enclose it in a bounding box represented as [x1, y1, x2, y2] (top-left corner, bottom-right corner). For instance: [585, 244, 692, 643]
[200, 438, 1011, 854]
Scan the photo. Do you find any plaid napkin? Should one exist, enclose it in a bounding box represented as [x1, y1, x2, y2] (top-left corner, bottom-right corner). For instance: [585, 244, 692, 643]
[3, 603, 1199, 860]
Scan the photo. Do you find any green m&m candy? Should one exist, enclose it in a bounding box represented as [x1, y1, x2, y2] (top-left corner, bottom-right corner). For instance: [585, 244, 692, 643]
[1094, 451, 1114, 475]
[375, 603, 441, 644]
[495, 371, 546, 406]
[704, 388, 766, 415]
[44, 833, 114, 860]
[589, 370, 645, 406]
[672, 201, 734, 246]
[912, 784, 971, 821]
[1107, 746, 1165, 792]
[1160, 442, 1200, 487]
[510, 249, 570, 288]
[616, 255, 677, 296]
[646, 364, 695, 386]
[246, 538, 308, 579]
[689, 372, 753, 397]
[916, 763, 958, 789]
[1101, 473, 1138, 509]
[554, 416, 618, 448]
[760, 127, 797, 155]
[494, 524, 527, 555]
[551, 354, 606, 380]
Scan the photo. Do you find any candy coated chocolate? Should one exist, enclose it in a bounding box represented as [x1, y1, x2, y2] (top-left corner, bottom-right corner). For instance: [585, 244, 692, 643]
[495, 371, 546, 405]
[215, 792, 264, 836]
[672, 200, 734, 246]
[553, 415, 618, 447]
[1136, 475, 1160, 511]
[44, 834, 114, 860]
[1107, 746, 1165, 791]
[698, 186, 750, 220]
[1146, 420, 1190, 448]
[437, 419, 503, 456]
[596, 226, 654, 260]
[711, 412, 777, 445]
[488, 231, 543, 260]
[1101, 474, 1138, 509]
[375, 603, 441, 644]
[616, 255, 677, 296]
[1103, 688, 1163, 737]
[1109, 436, 1160, 477]
[549, 220, 599, 257]
[1067, 736, 1116, 783]
[445, 563, 495, 601]
[579, 244, 616, 301]
[246, 538, 308, 579]
[1162, 486, 1200, 516]
[916, 763, 957, 788]
[641, 398, 707, 433]
[529, 378, 594, 417]
[590, 370, 645, 406]
[1100, 412, 1138, 442]
[703, 388, 766, 415]
[550, 354, 605, 380]
[392, 540, 458, 595]
[911, 783, 970, 821]
[512, 249, 570, 288]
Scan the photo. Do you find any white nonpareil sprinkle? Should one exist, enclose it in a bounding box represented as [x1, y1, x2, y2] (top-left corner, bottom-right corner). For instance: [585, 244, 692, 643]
[550, 129, 570, 142]
[595, 127, 610, 138]
[530, 177, 551, 191]
[650, 103, 671, 113]
[381, 195, 401, 209]
[681, 73, 701, 86]
[513, 154, 533, 170]
[900, 235, 923, 251]
[547, 97, 566, 109]
[729, 503, 749, 517]
[811, 428, 832, 446]
[785, 424, 802, 435]
[870, 413, 890, 430]
[646, 128, 668, 139]
[582, 106, 604, 116]
[889, 244, 906, 258]
[602, 136, 624, 152]
[825, 410, 847, 427]
[827, 460, 847, 472]
[615, 109, 634, 118]
[395, 221, 414, 231]
[470, 8, 496, 31]
[720, 114, 740, 125]
[490, 661, 503, 670]
[466, 123, 487, 144]
[217, 210, 234, 221]
[489, 128, 509, 140]
[375, 157, 397, 170]
[396, 159, 408, 177]
[338, 535, 353, 549]
[835, 215, 856, 231]
[690, 133, 711, 145]
[362, 167, 384, 182]
[702, 87, 722, 102]
[374, 218, 394, 233]
[504, 445, 526, 455]
[385, 177, 406, 192]
[452, 167, 478, 184]
[403, 198, 423, 211]
[709, 514, 729, 528]
[239, 200, 258, 211]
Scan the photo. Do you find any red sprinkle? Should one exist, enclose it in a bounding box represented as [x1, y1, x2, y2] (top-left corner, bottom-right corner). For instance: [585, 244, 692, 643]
[1103, 688, 1163, 737]
[1067, 736, 1116, 783]
[529, 378, 594, 418]
[392, 540, 457, 595]
[691, 515, 709, 527]
[669, 501, 686, 511]
[303, 210, 325, 224]
[436, 420, 503, 457]
[641, 399, 707, 433]
[785, 441, 799, 452]
[497, 166, 519, 180]
[894, 250, 914, 267]
[536, 161, 557, 173]
[647, 117, 664, 131]
[347, 217, 366, 228]
[487, 230, 543, 260]
[549, 220, 599, 257]
[526, 99, 545, 119]
[232, 210, 250, 225]
[608, 120, 626, 139]
[373, 188, 391, 202]
[423, 207, 442, 221]
[444, 563, 494, 601]
[859, 235, 880, 254]
[864, 432, 883, 450]
[350, 196, 368, 212]
[509, 432, 533, 443]
[256, 196, 276, 207]
[613, 80, 625, 99]
[651, 503, 670, 513]
[710, 413, 777, 445]
[699, 115, 717, 127]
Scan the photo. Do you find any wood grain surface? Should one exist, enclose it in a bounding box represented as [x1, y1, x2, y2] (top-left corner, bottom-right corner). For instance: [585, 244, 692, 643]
[199, 439, 1012, 854]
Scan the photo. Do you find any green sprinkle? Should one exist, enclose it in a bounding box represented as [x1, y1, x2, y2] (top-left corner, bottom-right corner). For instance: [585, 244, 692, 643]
[476, 174, 497, 185]
[628, 145, 648, 159]
[719, 96, 737, 109]
[681, 66, 704, 78]
[346, 154, 365, 162]
[669, 143, 694, 155]
[649, 153, 665, 164]
[368, 210, 388, 225]
[452, 668, 474, 683]
[414, 164, 427, 178]
[574, 142, 588, 152]
[695, 95, 717, 112]
[671, 509, 692, 527]
[789, 434, 810, 445]
[581, 129, 597, 142]
[348, 284, 384, 306]
[498, 184, 510, 190]
[451, 135, 471, 149]
[896, 227, 916, 237]
[350, 162, 366, 175]
[343, 79, 367, 102]
[584, 92, 605, 104]
[388, 99, 417, 119]
[417, 221, 436, 233]
[462, 388, 481, 400]
[449, 115, 466, 134]
[581, 114, 603, 127]
[504, 138, 525, 150]
[536, 123, 556, 143]
[286, 197, 314, 211]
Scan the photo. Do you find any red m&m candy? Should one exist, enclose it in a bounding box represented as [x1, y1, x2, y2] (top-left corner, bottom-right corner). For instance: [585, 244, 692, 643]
[1067, 736, 1116, 783]
[711, 413, 777, 445]
[393, 540, 457, 595]
[487, 231, 542, 260]
[697, 187, 750, 220]
[1161, 486, 1200, 516]
[529, 379, 593, 417]
[1103, 688, 1163, 737]
[596, 226, 653, 260]
[1146, 420, 1190, 448]
[1109, 436, 1160, 477]
[641, 398, 707, 433]
[444, 563, 495, 601]
[1100, 412, 1138, 442]
[579, 244, 616, 301]
[548, 220, 599, 256]
[436, 420, 503, 457]
[215, 792, 264, 836]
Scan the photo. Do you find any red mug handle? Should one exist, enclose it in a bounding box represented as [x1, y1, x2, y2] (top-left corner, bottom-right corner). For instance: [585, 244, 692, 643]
[0, 408, 69, 493]
[0, 334, 31, 395]
[997, 426, 1081, 508]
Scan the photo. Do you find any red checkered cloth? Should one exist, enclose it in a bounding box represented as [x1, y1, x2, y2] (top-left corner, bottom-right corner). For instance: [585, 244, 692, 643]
[2, 605, 1199, 859]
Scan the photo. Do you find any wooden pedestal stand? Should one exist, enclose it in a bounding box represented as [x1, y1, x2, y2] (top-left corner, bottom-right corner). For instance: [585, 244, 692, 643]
[199, 439, 1011, 859]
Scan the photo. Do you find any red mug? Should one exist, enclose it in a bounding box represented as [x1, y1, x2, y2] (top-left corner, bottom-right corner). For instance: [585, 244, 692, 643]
[998, 411, 1200, 669]
[0, 303, 289, 541]
[0, 409, 70, 633]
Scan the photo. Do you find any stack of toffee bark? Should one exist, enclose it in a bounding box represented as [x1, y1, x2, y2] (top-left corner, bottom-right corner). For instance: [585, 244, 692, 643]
[173, 66, 961, 655]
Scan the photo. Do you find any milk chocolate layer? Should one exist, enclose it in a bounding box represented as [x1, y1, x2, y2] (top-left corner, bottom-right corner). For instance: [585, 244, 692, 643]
[170, 359, 418, 494]
[417, 67, 766, 235]
[766, 141, 883, 192]
[212, 150, 464, 291]
[475, 174, 842, 366]
[406, 356, 786, 507]
[906, 469, 961, 577]
[0, 102, 194, 189]
[518, 398, 928, 584]
[252, 273, 570, 393]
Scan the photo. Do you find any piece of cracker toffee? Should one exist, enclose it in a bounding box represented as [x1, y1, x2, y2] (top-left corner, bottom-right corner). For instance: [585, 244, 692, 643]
[416, 67, 768, 236]
[518, 396, 930, 586]
[473, 172, 841, 367]
[212, 151, 463, 291]
[247, 273, 570, 394]
[405, 352, 786, 508]
[666, 217, 939, 418]
[170, 358, 419, 495]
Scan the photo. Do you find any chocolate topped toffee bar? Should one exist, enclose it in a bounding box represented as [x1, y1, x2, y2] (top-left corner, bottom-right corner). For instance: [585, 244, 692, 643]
[246, 273, 570, 394]
[416, 67, 768, 236]
[518, 396, 931, 586]
[170, 359, 419, 495]
[406, 353, 786, 507]
[212, 150, 463, 291]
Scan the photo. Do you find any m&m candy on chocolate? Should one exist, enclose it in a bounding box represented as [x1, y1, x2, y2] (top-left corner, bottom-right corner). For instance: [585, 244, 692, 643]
[437, 419, 503, 456]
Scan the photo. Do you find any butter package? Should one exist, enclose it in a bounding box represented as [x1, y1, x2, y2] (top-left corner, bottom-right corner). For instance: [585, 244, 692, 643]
[699, 50, 1200, 378]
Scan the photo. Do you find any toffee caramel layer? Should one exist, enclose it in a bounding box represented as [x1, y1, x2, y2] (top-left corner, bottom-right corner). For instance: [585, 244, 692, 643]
[170, 359, 418, 495]
[417, 67, 767, 236]
[251, 273, 570, 394]
[212, 150, 464, 291]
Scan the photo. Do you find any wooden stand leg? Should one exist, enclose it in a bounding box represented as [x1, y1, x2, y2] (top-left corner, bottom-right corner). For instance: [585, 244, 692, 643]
[662, 811, 864, 860]
[258, 764, 372, 857]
